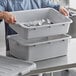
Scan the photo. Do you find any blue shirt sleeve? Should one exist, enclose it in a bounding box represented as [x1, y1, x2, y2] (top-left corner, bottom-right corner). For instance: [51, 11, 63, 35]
[0, 0, 7, 11]
[42, 0, 60, 11]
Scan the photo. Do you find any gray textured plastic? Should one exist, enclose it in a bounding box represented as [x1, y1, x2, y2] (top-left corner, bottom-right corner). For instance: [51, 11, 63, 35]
[8, 34, 71, 61]
[69, 12, 76, 38]
[0, 56, 36, 76]
[9, 8, 72, 39]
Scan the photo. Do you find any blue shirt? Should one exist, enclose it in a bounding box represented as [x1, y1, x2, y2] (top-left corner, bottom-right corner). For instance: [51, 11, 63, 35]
[0, 0, 60, 35]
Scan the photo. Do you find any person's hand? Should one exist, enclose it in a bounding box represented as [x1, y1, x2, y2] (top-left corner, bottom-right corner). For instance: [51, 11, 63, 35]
[59, 7, 69, 16]
[3, 11, 16, 24]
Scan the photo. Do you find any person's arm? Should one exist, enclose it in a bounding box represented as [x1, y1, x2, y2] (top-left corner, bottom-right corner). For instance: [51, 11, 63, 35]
[0, 0, 16, 24]
[42, 0, 69, 16]
[0, 11, 16, 24]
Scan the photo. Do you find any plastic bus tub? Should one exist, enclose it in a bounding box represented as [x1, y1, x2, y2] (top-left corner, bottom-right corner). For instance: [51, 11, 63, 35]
[0, 56, 36, 76]
[69, 11, 76, 38]
[9, 8, 72, 39]
[8, 34, 71, 61]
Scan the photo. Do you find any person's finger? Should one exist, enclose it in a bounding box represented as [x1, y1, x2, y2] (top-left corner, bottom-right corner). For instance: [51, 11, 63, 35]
[5, 19, 11, 24]
[9, 16, 16, 24]
[11, 17, 14, 23]
[62, 10, 68, 16]
[60, 9, 67, 16]
[59, 7, 69, 16]
[63, 8, 69, 16]
[5, 17, 14, 24]
[13, 16, 16, 23]
[61, 9, 68, 16]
